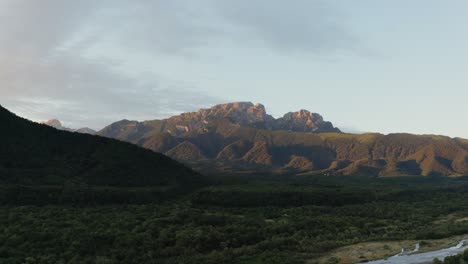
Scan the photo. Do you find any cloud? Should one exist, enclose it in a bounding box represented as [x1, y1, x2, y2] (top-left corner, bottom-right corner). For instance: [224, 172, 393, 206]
[0, 0, 357, 129]
[0, 0, 100, 59]
[0, 46, 221, 129]
[215, 0, 358, 54]
[0, 0, 224, 128]
[81, 0, 358, 56]
[4, 86, 222, 130]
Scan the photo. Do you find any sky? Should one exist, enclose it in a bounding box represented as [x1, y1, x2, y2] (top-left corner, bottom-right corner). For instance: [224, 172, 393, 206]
[0, 0, 467, 138]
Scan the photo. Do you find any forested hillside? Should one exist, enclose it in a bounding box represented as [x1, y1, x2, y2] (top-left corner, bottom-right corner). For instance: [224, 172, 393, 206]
[0, 105, 200, 189]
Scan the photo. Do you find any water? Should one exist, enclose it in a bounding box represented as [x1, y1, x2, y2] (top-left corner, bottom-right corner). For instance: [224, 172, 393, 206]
[362, 239, 468, 264]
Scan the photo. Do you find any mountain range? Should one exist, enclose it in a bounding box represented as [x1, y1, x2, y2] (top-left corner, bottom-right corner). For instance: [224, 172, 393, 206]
[97, 102, 467, 177]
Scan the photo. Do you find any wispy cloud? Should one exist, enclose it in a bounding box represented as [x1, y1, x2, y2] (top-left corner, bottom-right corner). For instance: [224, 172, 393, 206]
[0, 0, 358, 129]
[215, 0, 358, 54]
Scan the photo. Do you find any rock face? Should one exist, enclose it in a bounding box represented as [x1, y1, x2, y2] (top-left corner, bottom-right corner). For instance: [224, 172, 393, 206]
[196, 102, 274, 128]
[98, 102, 467, 177]
[183, 102, 340, 133]
[163, 102, 276, 134]
[275, 110, 341, 133]
[43, 119, 96, 135]
[99, 102, 340, 141]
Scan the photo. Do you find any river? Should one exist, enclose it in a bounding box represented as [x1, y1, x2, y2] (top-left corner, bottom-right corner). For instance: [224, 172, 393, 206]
[362, 239, 468, 264]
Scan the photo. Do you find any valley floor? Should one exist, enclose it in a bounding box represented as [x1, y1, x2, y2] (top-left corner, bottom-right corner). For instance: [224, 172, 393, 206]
[314, 234, 468, 264]
[2, 175, 468, 264]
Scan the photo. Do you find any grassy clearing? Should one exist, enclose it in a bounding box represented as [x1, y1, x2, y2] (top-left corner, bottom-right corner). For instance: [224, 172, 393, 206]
[312, 233, 468, 264]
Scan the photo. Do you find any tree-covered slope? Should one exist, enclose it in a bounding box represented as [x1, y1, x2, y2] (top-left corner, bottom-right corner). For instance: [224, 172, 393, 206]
[0, 105, 200, 187]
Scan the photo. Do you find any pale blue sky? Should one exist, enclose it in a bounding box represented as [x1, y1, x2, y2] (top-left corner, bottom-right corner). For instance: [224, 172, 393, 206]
[0, 0, 466, 138]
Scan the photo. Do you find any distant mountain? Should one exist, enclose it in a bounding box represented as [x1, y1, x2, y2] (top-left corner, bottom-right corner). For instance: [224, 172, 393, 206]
[75, 127, 97, 134]
[99, 102, 340, 141]
[0, 105, 200, 188]
[99, 102, 467, 177]
[43, 119, 65, 129]
[43, 119, 96, 134]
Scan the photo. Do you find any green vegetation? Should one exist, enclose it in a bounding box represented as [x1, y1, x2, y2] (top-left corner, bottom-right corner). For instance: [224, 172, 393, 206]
[3, 176, 468, 264]
[0, 105, 201, 188]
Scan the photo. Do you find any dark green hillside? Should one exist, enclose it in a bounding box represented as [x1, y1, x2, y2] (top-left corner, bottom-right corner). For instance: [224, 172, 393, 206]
[0, 105, 200, 188]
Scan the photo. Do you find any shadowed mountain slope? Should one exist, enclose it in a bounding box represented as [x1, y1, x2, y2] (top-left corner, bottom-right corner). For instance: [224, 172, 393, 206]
[0, 105, 200, 187]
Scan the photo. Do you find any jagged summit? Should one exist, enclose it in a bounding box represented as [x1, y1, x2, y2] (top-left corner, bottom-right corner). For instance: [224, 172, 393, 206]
[186, 102, 275, 129]
[166, 102, 340, 134]
[98, 102, 341, 142]
[276, 110, 341, 133]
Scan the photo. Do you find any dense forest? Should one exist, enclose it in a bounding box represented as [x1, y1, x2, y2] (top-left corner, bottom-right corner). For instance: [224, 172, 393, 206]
[3, 175, 468, 264]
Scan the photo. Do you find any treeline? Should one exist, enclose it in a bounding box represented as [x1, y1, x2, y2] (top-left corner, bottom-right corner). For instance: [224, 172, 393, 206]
[191, 185, 467, 208]
[0, 185, 187, 205]
[192, 188, 375, 207]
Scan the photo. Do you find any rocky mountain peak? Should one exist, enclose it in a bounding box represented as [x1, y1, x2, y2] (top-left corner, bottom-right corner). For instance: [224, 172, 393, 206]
[205, 102, 265, 115]
[173, 102, 340, 133]
[224, 101, 254, 110]
[99, 102, 341, 140]
[247, 103, 267, 118]
[190, 102, 274, 128]
[283, 110, 324, 123]
[276, 110, 340, 133]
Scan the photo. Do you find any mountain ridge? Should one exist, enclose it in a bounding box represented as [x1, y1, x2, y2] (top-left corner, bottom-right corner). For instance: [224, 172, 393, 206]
[0, 105, 200, 188]
[99, 101, 341, 141]
[98, 102, 467, 177]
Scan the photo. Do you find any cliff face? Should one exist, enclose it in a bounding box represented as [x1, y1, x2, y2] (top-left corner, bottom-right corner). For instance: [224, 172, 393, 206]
[98, 102, 467, 177]
[99, 102, 341, 140]
[170, 102, 341, 133]
[275, 110, 341, 133]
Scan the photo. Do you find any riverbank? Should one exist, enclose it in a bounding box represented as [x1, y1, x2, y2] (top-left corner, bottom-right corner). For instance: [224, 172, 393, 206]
[310, 234, 468, 264]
